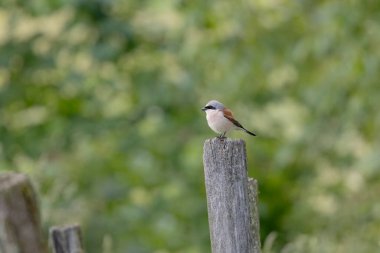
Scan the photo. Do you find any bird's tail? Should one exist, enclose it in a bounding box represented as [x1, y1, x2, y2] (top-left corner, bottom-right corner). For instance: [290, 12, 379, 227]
[242, 127, 256, 136]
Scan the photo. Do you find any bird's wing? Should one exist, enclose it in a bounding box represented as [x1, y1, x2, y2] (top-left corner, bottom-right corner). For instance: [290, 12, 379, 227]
[222, 108, 244, 128]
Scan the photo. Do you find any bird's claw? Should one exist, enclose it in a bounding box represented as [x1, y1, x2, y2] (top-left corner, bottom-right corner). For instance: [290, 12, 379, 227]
[217, 133, 227, 140]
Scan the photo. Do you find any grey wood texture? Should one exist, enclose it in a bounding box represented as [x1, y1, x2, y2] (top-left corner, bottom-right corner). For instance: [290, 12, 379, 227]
[248, 178, 261, 253]
[0, 172, 47, 253]
[50, 225, 84, 253]
[203, 138, 260, 253]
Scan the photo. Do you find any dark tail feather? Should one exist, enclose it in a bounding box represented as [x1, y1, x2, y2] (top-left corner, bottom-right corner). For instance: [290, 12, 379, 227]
[242, 128, 256, 136]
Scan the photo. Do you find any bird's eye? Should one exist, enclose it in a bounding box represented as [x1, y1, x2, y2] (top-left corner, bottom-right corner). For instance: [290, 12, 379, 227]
[205, 105, 215, 110]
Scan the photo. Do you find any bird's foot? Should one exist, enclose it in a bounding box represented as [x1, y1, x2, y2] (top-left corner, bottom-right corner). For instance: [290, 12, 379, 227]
[217, 133, 226, 140]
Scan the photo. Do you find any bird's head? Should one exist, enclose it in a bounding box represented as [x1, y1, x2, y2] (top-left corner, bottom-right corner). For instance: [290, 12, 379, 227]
[201, 100, 225, 112]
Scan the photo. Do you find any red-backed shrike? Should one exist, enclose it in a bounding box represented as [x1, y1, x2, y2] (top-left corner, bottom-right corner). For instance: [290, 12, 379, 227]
[202, 100, 256, 138]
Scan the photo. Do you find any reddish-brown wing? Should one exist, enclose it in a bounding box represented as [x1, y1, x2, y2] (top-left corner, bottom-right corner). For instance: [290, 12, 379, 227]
[222, 108, 243, 128]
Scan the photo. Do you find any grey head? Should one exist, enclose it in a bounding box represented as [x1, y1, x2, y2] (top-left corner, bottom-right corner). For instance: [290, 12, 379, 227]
[201, 100, 225, 111]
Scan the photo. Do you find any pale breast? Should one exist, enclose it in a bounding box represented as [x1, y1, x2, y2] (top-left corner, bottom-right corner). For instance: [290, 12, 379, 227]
[206, 110, 234, 133]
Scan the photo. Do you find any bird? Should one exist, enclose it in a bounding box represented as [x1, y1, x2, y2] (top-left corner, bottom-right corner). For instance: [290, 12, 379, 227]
[201, 100, 256, 138]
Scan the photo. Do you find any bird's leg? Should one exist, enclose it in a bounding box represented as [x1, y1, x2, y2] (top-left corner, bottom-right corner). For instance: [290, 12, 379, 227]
[217, 132, 226, 140]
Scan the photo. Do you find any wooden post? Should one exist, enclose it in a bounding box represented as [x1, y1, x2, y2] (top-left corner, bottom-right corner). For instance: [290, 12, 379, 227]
[49, 225, 84, 253]
[203, 138, 261, 253]
[0, 172, 47, 253]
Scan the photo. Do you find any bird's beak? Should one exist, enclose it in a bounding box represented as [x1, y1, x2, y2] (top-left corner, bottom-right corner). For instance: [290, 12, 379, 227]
[201, 107, 207, 111]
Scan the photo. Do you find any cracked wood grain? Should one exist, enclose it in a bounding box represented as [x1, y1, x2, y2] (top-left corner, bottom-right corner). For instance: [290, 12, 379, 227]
[203, 138, 261, 253]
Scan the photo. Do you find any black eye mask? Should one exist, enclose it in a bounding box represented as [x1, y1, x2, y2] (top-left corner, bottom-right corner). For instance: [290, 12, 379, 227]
[202, 105, 216, 111]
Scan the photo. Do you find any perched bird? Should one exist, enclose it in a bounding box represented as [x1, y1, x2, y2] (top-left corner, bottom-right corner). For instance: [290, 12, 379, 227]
[202, 100, 256, 138]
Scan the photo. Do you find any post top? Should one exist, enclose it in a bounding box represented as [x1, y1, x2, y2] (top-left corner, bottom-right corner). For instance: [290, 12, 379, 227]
[204, 138, 246, 149]
[0, 172, 29, 191]
[203, 138, 247, 165]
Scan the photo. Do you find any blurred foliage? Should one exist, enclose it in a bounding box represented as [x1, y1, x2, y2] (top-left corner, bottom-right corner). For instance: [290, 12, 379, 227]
[1, 0, 380, 252]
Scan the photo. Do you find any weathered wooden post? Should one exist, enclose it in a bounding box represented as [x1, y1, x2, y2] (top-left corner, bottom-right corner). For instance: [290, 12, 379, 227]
[203, 138, 261, 253]
[50, 225, 84, 253]
[0, 172, 47, 253]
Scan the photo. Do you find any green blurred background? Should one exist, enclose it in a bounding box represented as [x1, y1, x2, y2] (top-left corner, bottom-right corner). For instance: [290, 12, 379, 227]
[1, 0, 380, 252]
